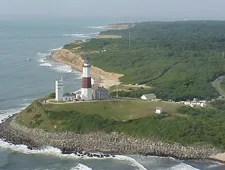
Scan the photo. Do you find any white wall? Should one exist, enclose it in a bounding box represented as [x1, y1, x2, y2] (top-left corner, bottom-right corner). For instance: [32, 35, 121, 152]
[55, 80, 63, 101]
[82, 66, 91, 77]
[81, 88, 93, 100]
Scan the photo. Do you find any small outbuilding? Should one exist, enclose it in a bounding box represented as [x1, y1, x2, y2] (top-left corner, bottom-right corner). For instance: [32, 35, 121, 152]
[155, 107, 163, 114]
[141, 93, 156, 101]
[94, 86, 110, 100]
[63, 93, 76, 101]
[73, 90, 82, 100]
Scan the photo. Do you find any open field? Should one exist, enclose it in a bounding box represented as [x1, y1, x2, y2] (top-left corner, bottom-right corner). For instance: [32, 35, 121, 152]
[15, 99, 225, 148]
[44, 100, 182, 121]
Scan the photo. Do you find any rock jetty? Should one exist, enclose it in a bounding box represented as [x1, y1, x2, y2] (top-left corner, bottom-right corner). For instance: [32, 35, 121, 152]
[0, 115, 220, 160]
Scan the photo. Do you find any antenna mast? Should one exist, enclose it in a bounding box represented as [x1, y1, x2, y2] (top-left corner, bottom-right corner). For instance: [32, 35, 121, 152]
[129, 31, 131, 49]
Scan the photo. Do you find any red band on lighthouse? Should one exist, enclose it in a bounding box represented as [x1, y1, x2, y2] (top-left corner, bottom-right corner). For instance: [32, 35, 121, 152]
[82, 77, 91, 88]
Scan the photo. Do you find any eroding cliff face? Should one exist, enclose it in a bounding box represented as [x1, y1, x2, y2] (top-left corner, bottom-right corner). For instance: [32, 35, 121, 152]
[0, 117, 220, 160]
[51, 49, 123, 88]
[51, 49, 83, 72]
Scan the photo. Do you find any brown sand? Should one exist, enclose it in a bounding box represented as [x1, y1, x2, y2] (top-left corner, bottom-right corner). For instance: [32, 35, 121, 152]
[50, 49, 123, 89]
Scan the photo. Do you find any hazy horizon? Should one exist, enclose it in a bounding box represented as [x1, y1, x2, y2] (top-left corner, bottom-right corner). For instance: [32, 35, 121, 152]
[1, 0, 225, 21]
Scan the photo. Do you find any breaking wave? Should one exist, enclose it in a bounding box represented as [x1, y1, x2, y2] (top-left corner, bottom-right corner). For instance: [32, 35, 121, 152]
[63, 33, 90, 38]
[62, 32, 99, 39]
[70, 163, 92, 170]
[0, 109, 146, 170]
[52, 64, 73, 73]
[36, 48, 74, 73]
[114, 155, 147, 170]
[170, 163, 199, 170]
[87, 26, 107, 29]
[0, 106, 26, 124]
[0, 107, 219, 170]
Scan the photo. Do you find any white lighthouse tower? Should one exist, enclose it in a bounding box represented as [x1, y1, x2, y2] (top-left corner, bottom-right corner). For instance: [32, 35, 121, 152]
[81, 57, 93, 100]
[55, 78, 63, 101]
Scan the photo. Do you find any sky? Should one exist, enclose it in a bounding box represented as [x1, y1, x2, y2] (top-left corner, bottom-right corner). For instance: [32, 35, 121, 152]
[1, 0, 225, 21]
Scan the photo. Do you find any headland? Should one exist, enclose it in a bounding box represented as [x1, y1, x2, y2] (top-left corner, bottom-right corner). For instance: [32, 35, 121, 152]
[0, 112, 220, 160]
[2, 21, 225, 163]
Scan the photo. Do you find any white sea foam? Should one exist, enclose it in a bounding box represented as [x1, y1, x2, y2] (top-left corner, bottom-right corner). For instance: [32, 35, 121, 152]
[114, 155, 147, 170]
[0, 132, 147, 170]
[0, 107, 26, 124]
[0, 110, 202, 170]
[39, 63, 52, 67]
[62, 33, 90, 38]
[37, 52, 51, 59]
[37, 49, 74, 73]
[52, 64, 73, 73]
[70, 163, 92, 170]
[90, 32, 100, 35]
[0, 108, 147, 169]
[0, 140, 63, 157]
[63, 32, 99, 39]
[87, 26, 107, 29]
[170, 163, 199, 170]
[207, 163, 222, 168]
[48, 46, 63, 52]
[38, 58, 45, 63]
[20, 103, 30, 108]
[37, 51, 52, 68]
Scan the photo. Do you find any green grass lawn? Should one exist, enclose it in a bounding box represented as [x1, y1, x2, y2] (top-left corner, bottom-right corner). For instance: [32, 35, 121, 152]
[44, 99, 181, 121]
[16, 99, 225, 148]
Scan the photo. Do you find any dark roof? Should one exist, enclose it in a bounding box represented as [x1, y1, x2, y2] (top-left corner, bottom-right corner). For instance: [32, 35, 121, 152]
[63, 93, 75, 97]
[95, 87, 108, 91]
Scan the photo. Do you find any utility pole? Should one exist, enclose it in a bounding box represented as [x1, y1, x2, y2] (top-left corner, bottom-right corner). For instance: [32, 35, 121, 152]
[116, 84, 119, 98]
[129, 31, 131, 49]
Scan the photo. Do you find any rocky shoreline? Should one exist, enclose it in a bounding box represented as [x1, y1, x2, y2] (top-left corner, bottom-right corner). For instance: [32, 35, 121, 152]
[0, 114, 221, 160]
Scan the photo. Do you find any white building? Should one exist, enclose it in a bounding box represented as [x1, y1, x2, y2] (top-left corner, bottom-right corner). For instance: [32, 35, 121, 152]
[141, 93, 157, 101]
[94, 86, 110, 100]
[63, 93, 76, 101]
[73, 90, 82, 100]
[55, 79, 63, 101]
[155, 107, 163, 114]
[54, 58, 111, 102]
[182, 99, 207, 107]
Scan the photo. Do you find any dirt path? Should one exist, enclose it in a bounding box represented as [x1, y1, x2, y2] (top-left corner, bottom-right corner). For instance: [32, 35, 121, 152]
[148, 60, 184, 82]
[212, 75, 225, 98]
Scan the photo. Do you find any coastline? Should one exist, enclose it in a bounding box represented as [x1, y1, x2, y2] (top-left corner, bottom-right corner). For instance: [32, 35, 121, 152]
[48, 44, 225, 163]
[1, 22, 225, 164]
[50, 48, 123, 89]
[0, 115, 220, 160]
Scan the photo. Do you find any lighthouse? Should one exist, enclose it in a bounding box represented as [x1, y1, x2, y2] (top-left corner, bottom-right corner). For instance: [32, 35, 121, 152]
[55, 78, 63, 101]
[81, 57, 93, 100]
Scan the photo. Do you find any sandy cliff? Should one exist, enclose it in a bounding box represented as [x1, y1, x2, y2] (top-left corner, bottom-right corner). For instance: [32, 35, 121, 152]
[51, 49, 123, 89]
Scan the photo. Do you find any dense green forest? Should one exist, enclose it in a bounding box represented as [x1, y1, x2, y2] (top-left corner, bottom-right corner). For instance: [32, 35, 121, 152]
[220, 77, 225, 92]
[64, 21, 225, 101]
[16, 100, 225, 149]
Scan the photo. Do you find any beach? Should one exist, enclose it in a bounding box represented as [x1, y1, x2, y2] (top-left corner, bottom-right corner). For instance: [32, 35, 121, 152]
[50, 48, 123, 89]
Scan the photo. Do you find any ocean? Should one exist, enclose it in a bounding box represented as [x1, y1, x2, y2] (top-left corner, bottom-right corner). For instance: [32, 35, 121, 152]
[0, 17, 224, 170]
